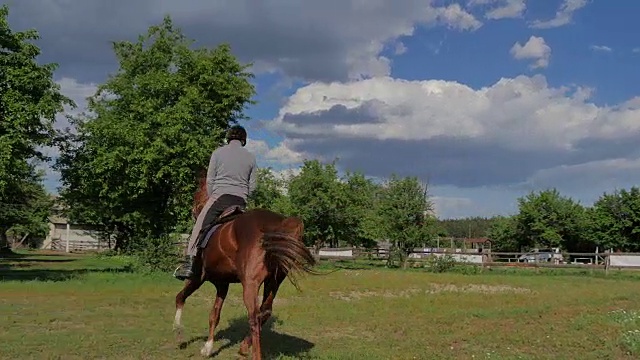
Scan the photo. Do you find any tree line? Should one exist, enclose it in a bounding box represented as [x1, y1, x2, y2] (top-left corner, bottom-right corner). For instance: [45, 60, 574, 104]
[2, 6, 640, 261]
[239, 165, 640, 255]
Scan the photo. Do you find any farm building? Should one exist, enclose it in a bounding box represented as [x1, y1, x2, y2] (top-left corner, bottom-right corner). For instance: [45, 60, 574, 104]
[41, 198, 111, 252]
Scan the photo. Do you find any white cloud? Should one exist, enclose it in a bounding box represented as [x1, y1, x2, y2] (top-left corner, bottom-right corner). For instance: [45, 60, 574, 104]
[434, 3, 483, 31]
[468, 0, 526, 19]
[246, 139, 306, 165]
[527, 158, 640, 187]
[510, 36, 552, 69]
[529, 0, 588, 29]
[38, 78, 97, 193]
[520, 157, 640, 203]
[269, 74, 622, 151]
[590, 45, 613, 53]
[264, 74, 640, 190]
[9, 0, 483, 83]
[432, 196, 474, 218]
[40, 78, 98, 160]
[394, 42, 408, 55]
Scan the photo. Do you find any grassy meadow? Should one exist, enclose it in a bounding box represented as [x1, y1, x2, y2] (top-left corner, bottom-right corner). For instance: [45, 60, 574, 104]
[2, 251, 640, 360]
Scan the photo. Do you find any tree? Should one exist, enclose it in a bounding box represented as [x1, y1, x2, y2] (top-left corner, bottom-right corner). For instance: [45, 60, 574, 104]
[437, 217, 496, 239]
[0, 5, 73, 249]
[377, 174, 436, 268]
[514, 189, 588, 252]
[55, 16, 255, 250]
[247, 167, 293, 214]
[2, 169, 53, 248]
[339, 171, 383, 248]
[587, 187, 640, 252]
[287, 160, 345, 248]
[486, 215, 519, 252]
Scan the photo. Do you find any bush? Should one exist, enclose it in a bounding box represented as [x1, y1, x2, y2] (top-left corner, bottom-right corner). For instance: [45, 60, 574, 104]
[452, 264, 483, 275]
[425, 254, 456, 273]
[133, 234, 183, 273]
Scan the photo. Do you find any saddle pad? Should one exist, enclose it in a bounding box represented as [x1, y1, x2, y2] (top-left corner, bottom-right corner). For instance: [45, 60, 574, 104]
[199, 224, 221, 249]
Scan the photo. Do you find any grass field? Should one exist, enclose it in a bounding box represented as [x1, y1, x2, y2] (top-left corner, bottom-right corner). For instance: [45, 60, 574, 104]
[2, 251, 640, 359]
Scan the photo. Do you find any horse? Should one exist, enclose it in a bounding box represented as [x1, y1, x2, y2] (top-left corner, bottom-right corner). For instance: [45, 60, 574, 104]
[174, 172, 317, 359]
[191, 170, 208, 220]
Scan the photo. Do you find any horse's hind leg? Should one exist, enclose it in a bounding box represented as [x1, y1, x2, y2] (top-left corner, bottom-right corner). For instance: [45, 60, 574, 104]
[174, 278, 204, 341]
[239, 274, 286, 356]
[239, 279, 263, 360]
[200, 282, 229, 357]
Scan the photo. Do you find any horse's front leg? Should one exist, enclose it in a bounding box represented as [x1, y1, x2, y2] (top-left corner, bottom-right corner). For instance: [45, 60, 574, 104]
[174, 278, 204, 342]
[200, 282, 229, 357]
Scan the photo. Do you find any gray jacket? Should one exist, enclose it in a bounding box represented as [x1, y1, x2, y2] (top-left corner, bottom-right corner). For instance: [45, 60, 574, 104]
[206, 140, 257, 201]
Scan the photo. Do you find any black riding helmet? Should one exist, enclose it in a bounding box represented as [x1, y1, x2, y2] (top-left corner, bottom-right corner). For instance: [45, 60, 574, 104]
[226, 125, 247, 146]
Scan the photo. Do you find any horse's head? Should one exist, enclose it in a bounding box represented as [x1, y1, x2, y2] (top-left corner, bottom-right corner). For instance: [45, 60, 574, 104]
[192, 170, 209, 219]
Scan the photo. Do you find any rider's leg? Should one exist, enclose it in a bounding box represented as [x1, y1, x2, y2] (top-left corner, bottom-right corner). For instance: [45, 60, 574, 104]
[174, 195, 220, 280]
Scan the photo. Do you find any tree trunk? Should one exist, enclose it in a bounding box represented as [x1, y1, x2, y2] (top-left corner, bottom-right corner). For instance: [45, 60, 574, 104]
[402, 253, 411, 270]
[17, 233, 30, 246]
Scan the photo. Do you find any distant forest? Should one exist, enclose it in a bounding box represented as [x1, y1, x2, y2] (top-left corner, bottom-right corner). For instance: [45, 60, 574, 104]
[436, 217, 497, 239]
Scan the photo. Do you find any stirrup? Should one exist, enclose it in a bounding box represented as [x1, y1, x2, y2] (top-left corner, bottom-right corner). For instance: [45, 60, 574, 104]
[172, 265, 181, 278]
[173, 266, 192, 280]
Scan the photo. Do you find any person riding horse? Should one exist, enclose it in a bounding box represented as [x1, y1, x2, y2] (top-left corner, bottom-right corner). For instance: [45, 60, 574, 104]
[174, 125, 258, 281]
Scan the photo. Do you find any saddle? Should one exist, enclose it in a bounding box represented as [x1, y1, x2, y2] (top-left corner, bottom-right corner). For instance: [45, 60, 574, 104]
[197, 205, 245, 249]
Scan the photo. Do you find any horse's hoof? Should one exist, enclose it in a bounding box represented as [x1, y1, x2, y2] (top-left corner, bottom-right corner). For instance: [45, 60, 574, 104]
[200, 340, 214, 357]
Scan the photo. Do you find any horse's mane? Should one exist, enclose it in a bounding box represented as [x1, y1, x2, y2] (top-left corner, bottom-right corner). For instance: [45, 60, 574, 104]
[192, 169, 209, 219]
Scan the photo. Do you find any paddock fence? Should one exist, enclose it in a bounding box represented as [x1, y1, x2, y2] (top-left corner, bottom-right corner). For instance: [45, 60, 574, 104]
[310, 247, 640, 274]
[38, 224, 640, 275]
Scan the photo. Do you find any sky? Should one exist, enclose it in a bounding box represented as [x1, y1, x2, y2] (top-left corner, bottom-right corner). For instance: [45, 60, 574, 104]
[7, 0, 640, 219]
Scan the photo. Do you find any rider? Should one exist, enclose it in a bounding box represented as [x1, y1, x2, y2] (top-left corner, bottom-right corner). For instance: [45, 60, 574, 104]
[174, 125, 258, 281]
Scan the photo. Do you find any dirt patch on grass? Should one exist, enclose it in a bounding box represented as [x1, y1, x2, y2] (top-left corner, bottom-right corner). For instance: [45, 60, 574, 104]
[427, 283, 532, 295]
[329, 283, 532, 301]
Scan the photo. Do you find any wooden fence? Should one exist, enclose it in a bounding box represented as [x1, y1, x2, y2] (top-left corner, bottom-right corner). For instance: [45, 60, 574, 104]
[311, 247, 640, 274]
[45, 230, 640, 275]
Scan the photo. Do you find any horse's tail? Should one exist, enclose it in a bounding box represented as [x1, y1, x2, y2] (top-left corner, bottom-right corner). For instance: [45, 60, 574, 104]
[261, 217, 319, 291]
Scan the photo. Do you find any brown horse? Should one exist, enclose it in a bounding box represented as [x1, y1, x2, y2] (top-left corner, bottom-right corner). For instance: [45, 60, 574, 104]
[191, 170, 208, 220]
[174, 172, 317, 359]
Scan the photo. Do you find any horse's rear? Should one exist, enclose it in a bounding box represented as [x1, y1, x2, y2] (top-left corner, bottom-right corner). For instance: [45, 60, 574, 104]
[174, 207, 316, 359]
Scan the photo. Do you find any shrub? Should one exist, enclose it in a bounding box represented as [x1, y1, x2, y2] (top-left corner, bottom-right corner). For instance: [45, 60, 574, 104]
[425, 254, 456, 273]
[133, 234, 183, 273]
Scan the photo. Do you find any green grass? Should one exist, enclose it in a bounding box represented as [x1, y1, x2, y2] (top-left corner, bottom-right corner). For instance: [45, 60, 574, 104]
[2, 251, 640, 359]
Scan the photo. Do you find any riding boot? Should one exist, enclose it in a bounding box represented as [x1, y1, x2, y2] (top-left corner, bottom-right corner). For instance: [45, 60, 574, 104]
[173, 255, 195, 280]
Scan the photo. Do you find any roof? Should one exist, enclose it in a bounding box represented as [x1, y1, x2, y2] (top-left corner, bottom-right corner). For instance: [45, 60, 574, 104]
[48, 215, 69, 224]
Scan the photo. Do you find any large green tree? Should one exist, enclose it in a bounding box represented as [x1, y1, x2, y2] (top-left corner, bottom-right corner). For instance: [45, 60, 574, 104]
[486, 215, 519, 252]
[246, 167, 293, 215]
[287, 160, 345, 248]
[0, 5, 72, 249]
[586, 187, 640, 252]
[514, 188, 589, 252]
[340, 171, 383, 248]
[285, 162, 383, 248]
[55, 16, 255, 250]
[377, 175, 436, 267]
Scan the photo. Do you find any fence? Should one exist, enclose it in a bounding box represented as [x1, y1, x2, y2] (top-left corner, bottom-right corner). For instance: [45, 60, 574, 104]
[311, 247, 640, 274]
[41, 228, 640, 275]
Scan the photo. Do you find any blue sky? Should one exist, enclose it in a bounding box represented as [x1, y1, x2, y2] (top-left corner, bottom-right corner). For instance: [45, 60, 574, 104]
[8, 0, 640, 218]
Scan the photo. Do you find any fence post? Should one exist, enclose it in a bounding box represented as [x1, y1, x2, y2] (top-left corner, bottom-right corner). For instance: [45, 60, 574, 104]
[605, 254, 610, 276]
[65, 223, 71, 253]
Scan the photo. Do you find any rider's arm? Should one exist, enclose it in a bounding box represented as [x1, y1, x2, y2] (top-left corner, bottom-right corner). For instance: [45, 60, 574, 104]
[248, 156, 258, 196]
[206, 151, 217, 196]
